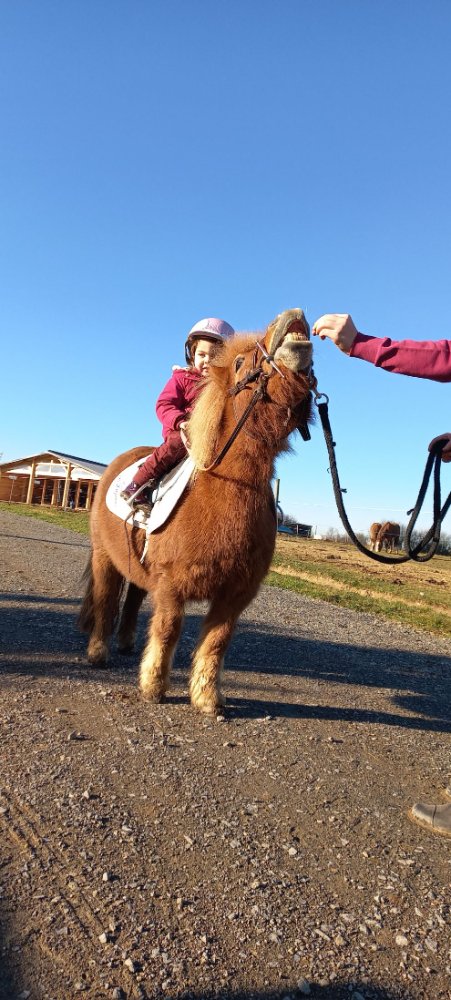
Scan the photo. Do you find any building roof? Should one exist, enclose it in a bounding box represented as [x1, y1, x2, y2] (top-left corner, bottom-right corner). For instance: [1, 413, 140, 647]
[0, 450, 108, 480]
[48, 450, 108, 477]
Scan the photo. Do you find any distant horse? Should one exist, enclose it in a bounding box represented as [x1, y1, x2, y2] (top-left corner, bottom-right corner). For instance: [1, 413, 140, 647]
[375, 521, 400, 553]
[369, 522, 381, 551]
[79, 309, 313, 714]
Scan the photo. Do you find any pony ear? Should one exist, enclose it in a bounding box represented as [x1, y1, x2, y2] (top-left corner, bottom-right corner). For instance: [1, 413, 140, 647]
[266, 308, 310, 355]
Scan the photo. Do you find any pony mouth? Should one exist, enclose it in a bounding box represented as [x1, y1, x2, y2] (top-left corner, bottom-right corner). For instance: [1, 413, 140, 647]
[270, 310, 312, 374]
[267, 309, 310, 355]
[282, 320, 310, 344]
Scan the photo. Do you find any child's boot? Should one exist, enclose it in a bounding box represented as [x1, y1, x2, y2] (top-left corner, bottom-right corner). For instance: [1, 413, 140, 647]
[120, 479, 157, 511]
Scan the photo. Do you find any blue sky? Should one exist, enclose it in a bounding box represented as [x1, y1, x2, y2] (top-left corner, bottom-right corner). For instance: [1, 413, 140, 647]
[1, 0, 450, 535]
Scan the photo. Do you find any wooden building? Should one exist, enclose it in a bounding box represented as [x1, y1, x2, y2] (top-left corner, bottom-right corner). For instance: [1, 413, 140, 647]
[0, 450, 107, 511]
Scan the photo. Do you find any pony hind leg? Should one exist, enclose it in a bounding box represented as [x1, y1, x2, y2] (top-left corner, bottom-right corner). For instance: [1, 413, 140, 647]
[80, 546, 124, 666]
[139, 584, 184, 703]
[189, 593, 246, 715]
[117, 583, 147, 654]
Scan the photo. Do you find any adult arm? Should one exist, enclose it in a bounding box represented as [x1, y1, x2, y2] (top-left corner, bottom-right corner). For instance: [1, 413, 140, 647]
[351, 333, 451, 382]
[313, 313, 451, 382]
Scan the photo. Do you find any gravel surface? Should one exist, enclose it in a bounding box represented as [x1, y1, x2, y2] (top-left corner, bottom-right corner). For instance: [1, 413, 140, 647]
[1, 509, 450, 1000]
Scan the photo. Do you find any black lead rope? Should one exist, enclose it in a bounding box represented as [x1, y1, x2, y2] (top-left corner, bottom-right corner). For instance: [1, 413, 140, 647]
[317, 398, 451, 564]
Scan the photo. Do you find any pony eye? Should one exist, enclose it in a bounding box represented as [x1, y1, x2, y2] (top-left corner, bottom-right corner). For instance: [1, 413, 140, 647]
[235, 356, 244, 373]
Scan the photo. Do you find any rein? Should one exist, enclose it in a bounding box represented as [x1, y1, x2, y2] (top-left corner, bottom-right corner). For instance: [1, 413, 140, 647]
[315, 390, 451, 563]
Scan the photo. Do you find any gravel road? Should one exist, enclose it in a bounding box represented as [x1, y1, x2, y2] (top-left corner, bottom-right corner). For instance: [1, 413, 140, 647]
[1, 509, 450, 1000]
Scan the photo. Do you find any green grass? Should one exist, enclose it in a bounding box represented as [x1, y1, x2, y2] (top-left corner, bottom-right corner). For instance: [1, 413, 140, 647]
[268, 535, 451, 637]
[270, 550, 451, 609]
[266, 570, 451, 636]
[0, 502, 90, 535]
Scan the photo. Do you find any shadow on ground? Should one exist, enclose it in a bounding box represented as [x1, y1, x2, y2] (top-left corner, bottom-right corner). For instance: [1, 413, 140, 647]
[1, 590, 450, 732]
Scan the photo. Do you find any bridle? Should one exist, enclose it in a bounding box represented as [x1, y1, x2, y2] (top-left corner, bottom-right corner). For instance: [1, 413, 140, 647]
[198, 338, 314, 472]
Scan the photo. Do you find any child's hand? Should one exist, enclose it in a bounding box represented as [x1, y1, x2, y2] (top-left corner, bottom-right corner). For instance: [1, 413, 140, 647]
[429, 433, 451, 462]
[312, 314, 358, 354]
[179, 421, 189, 448]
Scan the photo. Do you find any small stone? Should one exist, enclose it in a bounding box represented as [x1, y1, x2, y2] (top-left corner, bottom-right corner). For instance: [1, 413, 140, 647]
[102, 871, 113, 882]
[112, 990, 124, 1000]
[288, 847, 297, 857]
[297, 981, 311, 996]
[395, 934, 408, 947]
[216, 714, 226, 722]
[99, 932, 109, 944]
[124, 957, 137, 973]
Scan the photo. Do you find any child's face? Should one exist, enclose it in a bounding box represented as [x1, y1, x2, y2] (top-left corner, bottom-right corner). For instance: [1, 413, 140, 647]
[193, 338, 217, 376]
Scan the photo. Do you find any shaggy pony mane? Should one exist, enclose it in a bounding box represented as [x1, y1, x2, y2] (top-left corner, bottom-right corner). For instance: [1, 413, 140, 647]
[188, 332, 259, 470]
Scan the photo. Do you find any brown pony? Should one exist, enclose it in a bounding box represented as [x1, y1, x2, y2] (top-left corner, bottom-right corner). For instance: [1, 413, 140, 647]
[369, 522, 381, 551]
[79, 309, 313, 714]
[376, 521, 400, 553]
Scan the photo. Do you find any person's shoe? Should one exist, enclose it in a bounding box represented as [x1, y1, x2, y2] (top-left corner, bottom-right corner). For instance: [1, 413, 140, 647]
[409, 801, 451, 837]
[120, 481, 138, 502]
[120, 480, 157, 511]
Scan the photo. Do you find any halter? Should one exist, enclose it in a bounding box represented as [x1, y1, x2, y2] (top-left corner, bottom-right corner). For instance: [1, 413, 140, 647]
[198, 339, 313, 472]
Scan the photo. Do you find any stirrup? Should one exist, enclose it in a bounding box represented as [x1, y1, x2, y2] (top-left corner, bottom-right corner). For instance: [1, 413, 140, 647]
[124, 481, 155, 512]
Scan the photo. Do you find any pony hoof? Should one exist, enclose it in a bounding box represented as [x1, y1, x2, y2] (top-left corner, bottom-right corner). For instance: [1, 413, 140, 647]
[117, 643, 135, 655]
[87, 642, 109, 666]
[141, 687, 167, 704]
[191, 693, 226, 716]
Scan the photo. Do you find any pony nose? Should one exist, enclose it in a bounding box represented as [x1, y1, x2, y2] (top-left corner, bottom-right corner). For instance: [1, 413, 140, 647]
[274, 338, 313, 373]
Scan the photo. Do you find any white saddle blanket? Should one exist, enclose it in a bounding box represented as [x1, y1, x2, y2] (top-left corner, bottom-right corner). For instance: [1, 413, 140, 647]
[106, 455, 195, 532]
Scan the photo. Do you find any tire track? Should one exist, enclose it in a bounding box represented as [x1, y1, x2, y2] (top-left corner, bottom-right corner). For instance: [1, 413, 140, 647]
[0, 787, 145, 999]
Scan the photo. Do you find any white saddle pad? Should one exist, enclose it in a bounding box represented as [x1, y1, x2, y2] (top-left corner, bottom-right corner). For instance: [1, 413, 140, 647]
[106, 455, 195, 533]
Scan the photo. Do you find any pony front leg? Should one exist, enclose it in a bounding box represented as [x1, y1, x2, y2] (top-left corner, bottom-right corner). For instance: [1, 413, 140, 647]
[189, 602, 240, 715]
[139, 587, 184, 702]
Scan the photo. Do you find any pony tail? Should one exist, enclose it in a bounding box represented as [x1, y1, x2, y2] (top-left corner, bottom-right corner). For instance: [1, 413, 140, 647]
[78, 553, 96, 633]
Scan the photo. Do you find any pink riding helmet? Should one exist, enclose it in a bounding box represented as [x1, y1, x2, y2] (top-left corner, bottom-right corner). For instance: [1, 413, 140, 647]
[185, 317, 235, 363]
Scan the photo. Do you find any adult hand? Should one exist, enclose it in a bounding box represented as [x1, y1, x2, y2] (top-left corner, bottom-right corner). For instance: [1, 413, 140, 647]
[428, 433, 451, 462]
[312, 314, 358, 354]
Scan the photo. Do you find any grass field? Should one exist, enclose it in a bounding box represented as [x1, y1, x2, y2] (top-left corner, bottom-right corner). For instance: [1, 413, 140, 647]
[2, 502, 450, 637]
[270, 536, 451, 637]
[0, 502, 90, 535]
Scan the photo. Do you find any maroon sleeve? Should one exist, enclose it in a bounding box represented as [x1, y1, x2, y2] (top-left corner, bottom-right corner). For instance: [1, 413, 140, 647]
[350, 333, 451, 383]
[155, 371, 188, 436]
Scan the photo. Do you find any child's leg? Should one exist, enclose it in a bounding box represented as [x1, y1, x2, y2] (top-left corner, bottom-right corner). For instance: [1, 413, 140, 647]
[121, 432, 188, 504]
[133, 432, 187, 488]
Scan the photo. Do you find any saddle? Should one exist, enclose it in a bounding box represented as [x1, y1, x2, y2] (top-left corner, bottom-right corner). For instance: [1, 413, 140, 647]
[106, 455, 195, 533]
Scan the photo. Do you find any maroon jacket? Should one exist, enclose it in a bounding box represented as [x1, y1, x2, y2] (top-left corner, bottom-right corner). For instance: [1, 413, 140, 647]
[351, 333, 451, 383]
[155, 367, 205, 438]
